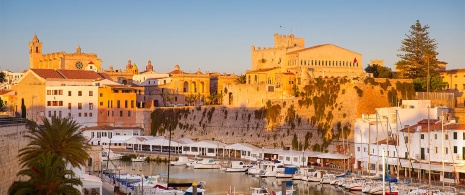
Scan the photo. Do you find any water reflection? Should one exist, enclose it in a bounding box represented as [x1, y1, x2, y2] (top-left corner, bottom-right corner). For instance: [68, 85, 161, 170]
[103, 161, 362, 195]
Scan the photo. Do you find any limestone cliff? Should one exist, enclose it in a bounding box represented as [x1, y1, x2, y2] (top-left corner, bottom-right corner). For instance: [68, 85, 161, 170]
[149, 78, 414, 153]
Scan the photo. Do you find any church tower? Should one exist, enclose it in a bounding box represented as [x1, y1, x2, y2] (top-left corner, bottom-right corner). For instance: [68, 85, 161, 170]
[146, 60, 153, 71]
[29, 34, 43, 68]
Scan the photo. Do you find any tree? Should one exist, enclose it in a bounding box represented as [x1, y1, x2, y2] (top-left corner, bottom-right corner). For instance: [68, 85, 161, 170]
[21, 98, 26, 118]
[364, 64, 393, 78]
[9, 153, 82, 195]
[0, 97, 3, 110]
[234, 74, 247, 84]
[185, 94, 195, 106]
[0, 71, 5, 83]
[413, 77, 447, 92]
[19, 116, 90, 168]
[291, 133, 298, 150]
[396, 20, 439, 79]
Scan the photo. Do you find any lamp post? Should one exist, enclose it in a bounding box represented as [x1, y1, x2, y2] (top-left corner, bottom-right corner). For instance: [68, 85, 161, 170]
[302, 150, 305, 167]
[116, 166, 121, 189]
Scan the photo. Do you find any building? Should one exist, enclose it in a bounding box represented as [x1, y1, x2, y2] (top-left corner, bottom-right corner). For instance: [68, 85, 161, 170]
[81, 125, 144, 147]
[97, 85, 137, 127]
[1, 70, 25, 89]
[29, 34, 102, 71]
[12, 69, 114, 124]
[0, 90, 17, 116]
[370, 60, 384, 67]
[251, 34, 364, 81]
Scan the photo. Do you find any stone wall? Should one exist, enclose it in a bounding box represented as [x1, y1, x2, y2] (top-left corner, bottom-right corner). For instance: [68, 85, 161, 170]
[0, 124, 29, 195]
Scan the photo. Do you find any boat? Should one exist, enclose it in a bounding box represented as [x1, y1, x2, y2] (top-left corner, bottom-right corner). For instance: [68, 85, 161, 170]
[131, 155, 147, 162]
[184, 181, 207, 195]
[102, 149, 123, 161]
[250, 187, 294, 195]
[260, 163, 285, 177]
[171, 156, 193, 166]
[320, 173, 335, 184]
[186, 157, 203, 167]
[276, 166, 298, 178]
[305, 170, 326, 182]
[223, 161, 252, 172]
[292, 167, 314, 180]
[247, 161, 274, 176]
[193, 158, 221, 169]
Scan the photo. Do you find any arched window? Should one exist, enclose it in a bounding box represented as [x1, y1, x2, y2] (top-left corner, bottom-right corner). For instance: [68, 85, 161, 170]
[36, 47, 38, 53]
[311, 60, 314, 65]
[254, 75, 258, 84]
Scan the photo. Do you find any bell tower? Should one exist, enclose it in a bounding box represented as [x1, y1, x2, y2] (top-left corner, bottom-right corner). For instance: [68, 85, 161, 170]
[29, 34, 43, 68]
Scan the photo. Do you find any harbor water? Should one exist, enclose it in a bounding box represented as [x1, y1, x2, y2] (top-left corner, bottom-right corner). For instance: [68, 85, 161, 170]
[105, 161, 362, 195]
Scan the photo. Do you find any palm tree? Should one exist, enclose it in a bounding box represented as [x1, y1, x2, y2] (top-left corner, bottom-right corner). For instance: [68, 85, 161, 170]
[9, 153, 82, 195]
[19, 116, 90, 168]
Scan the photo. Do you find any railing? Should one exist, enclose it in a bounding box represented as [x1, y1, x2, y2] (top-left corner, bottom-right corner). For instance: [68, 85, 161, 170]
[0, 117, 27, 126]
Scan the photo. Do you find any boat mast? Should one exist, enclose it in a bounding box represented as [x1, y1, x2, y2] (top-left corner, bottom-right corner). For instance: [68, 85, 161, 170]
[396, 109, 399, 180]
[376, 110, 379, 176]
[367, 123, 371, 176]
[441, 110, 444, 191]
[428, 106, 431, 191]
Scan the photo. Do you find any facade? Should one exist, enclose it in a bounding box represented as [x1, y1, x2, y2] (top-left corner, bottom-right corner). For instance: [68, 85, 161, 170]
[81, 126, 144, 146]
[440, 69, 465, 108]
[13, 69, 113, 124]
[97, 85, 137, 127]
[369, 59, 384, 67]
[29, 34, 102, 71]
[163, 65, 211, 106]
[45, 85, 99, 127]
[1, 70, 25, 89]
[0, 90, 17, 115]
[354, 100, 465, 184]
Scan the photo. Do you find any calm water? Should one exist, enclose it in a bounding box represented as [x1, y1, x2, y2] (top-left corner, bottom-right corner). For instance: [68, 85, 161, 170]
[105, 161, 362, 195]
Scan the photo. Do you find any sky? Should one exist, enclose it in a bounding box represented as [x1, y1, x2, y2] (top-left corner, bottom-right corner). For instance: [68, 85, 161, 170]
[1, 1, 464, 74]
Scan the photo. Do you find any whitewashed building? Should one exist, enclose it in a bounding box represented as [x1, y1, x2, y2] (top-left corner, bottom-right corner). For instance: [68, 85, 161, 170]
[1, 70, 25, 89]
[81, 126, 144, 147]
[132, 71, 171, 86]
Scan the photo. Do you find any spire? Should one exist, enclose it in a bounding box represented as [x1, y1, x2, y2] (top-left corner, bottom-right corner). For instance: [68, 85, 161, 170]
[146, 60, 153, 71]
[32, 34, 39, 42]
[76, 45, 81, 53]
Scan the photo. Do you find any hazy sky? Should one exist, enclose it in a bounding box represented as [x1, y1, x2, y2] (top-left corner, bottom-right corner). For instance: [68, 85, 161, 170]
[1, 1, 464, 74]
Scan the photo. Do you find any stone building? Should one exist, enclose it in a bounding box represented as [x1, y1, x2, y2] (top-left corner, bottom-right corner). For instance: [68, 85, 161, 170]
[29, 34, 102, 71]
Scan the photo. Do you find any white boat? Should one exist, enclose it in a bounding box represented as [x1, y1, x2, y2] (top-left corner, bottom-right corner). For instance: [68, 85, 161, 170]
[102, 149, 123, 161]
[186, 157, 203, 167]
[276, 166, 298, 178]
[223, 161, 252, 172]
[171, 156, 193, 166]
[193, 158, 221, 169]
[260, 163, 285, 177]
[131, 155, 147, 162]
[247, 161, 273, 176]
[320, 173, 335, 184]
[132, 175, 186, 195]
[250, 187, 294, 195]
[305, 170, 326, 182]
[292, 167, 314, 180]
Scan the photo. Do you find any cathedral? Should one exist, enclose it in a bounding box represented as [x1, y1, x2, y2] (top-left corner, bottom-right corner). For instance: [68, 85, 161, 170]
[29, 34, 102, 71]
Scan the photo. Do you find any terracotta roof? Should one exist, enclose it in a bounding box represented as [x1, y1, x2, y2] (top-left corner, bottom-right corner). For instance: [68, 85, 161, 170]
[57, 70, 103, 80]
[97, 72, 113, 81]
[399, 119, 465, 132]
[88, 61, 94, 64]
[31, 69, 64, 79]
[377, 137, 397, 145]
[169, 69, 184, 74]
[246, 67, 280, 74]
[287, 43, 361, 55]
[0, 90, 13, 95]
[80, 125, 143, 131]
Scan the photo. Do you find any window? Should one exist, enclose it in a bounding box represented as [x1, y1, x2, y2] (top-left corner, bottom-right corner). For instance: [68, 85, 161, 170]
[52, 101, 58, 106]
[47, 101, 51, 106]
[59, 101, 63, 106]
[78, 91, 82, 96]
[100, 93, 103, 97]
[357, 147, 360, 152]
[435, 147, 438, 153]
[120, 111, 123, 117]
[128, 111, 131, 117]
[454, 146, 457, 153]
[100, 102, 103, 106]
[89, 113, 93, 117]
[89, 103, 93, 110]
[453, 132, 457, 139]
[84, 113, 88, 117]
[48, 111, 51, 117]
[174, 96, 178, 101]
[117, 100, 120, 108]
[445, 134, 449, 140]
[125, 100, 128, 108]
[421, 134, 425, 139]
[463, 132, 465, 140]
[78, 113, 82, 117]
[78, 103, 82, 109]
[131, 100, 134, 108]
[47, 90, 51, 95]
[404, 137, 408, 143]
[435, 134, 437, 139]
[68, 103, 71, 109]
[68, 91, 72, 96]
[445, 147, 448, 154]
[89, 91, 93, 96]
